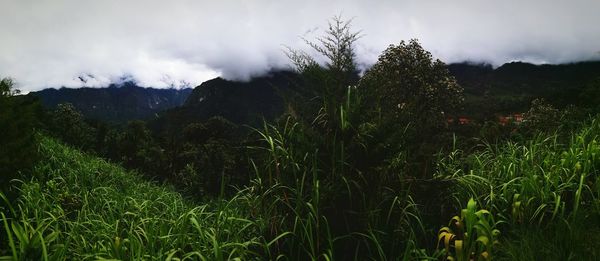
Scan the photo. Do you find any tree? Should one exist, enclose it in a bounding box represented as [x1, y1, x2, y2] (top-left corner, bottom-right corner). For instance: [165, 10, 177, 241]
[251, 18, 465, 259]
[116, 120, 165, 178]
[47, 103, 96, 151]
[0, 78, 41, 190]
[521, 98, 560, 134]
[285, 15, 361, 131]
[0, 78, 20, 96]
[358, 40, 464, 176]
[359, 39, 463, 131]
[579, 77, 600, 110]
[175, 117, 243, 198]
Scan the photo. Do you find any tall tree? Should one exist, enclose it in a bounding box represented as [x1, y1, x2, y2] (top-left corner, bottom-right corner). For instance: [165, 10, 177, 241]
[358, 39, 464, 176]
[285, 15, 361, 131]
[360, 39, 463, 132]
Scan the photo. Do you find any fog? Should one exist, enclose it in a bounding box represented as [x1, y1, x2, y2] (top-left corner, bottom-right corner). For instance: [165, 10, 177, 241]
[2, 0, 599, 92]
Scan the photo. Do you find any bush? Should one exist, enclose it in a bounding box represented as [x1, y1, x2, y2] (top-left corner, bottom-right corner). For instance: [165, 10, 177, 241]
[47, 103, 96, 151]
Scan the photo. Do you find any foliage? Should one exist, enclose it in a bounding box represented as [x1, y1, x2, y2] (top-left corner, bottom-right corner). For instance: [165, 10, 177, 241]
[0, 136, 264, 260]
[358, 39, 464, 178]
[44, 102, 249, 199]
[175, 117, 244, 198]
[438, 198, 500, 261]
[5, 16, 600, 261]
[521, 98, 561, 134]
[437, 117, 600, 260]
[579, 77, 600, 110]
[47, 103, 97, 151]
[246, 17, 455, 259]
[0, 78, 41, 192]
[360, 40, 463, 128]
[111, 120, 165, 178]
[285, 15, 361, 133]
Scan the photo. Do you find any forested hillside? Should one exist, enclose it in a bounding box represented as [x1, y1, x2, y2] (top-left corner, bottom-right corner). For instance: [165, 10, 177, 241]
[30, 82, 192, 123]
[2, 16, 600, 260]
[449, 61, 600, 120]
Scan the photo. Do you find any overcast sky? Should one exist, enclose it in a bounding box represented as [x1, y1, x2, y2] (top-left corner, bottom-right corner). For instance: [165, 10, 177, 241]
[2, 0, 600, 92]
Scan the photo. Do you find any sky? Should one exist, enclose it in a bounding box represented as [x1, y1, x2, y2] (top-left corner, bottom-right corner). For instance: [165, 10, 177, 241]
[2, 0, 600, 92]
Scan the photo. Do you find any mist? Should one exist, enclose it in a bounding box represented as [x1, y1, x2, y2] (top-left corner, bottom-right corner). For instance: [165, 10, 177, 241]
[2, 0, 599, 92]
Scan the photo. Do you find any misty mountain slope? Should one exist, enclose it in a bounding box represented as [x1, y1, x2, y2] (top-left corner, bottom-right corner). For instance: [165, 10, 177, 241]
[27, 61, 600, 127]
[178, 61, 600, 124]
[29, 82, 192, 123]
[448, 61, 600, 117]
[449, 61, 600, 96]
[153, 70, 299, 129]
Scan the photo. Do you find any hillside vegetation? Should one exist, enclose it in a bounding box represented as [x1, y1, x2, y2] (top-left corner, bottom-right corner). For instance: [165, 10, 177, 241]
[0, 136, 265, 260]
[2, 117, 600, 259]
[3, 17, 600, 260]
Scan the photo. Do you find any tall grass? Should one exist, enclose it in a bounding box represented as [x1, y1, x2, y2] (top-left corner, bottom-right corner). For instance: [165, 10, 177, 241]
[247, 118, 336, 260]
[0, 136, 265, 260]
[247, 108, 433, 260]
[3, 116, 600, 259]
[437, 118, 600, 259]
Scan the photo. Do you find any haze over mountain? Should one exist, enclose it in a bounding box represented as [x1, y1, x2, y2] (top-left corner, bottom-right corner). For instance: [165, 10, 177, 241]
[149, 61, 600, 129]
[151, 71, 298, 131]
[29, 83, 192, 123]
[27, 60, 600, 126]
[2, 0, 600, 92]
[448, 61, 600, 118]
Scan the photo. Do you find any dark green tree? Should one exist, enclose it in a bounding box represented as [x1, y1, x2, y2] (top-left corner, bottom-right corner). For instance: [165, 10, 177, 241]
[358, 39, 464, 177]
[47, 103, 96, 151]
[285, 15, 361, 132]
[253, 17, 431, 259]
[116, 120, 165, 178]
[251, 21, 466, 259]
[176, 117, 242, 198]
[359, 39, 463, 133]
[521, 98, 561, 134]
[0, 78, 41, 191]
[579, 77, 600, 110]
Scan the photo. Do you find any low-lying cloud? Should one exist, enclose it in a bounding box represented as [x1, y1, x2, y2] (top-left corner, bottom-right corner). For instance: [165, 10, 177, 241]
[2, 0, 600, 92]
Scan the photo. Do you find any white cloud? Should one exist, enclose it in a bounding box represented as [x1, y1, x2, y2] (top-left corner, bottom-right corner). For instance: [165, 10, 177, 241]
[1, 0, 599, 92]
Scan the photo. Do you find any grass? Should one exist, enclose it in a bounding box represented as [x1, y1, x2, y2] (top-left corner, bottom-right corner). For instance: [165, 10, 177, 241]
[3, 116, 600, 260]
[437, 118, 600, 260]
[0, 136, 265, 260]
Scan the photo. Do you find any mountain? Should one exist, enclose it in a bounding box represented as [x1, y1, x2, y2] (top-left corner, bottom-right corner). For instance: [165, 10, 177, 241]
[29, 61, 600, 127]
[169, 62, 600, 127]
[152, 70, 299, 130]
[29, 82, 192, 123]
[154, 62, 600, 130]
[448, 61, 600, 118]
[449, 61, 600, 93]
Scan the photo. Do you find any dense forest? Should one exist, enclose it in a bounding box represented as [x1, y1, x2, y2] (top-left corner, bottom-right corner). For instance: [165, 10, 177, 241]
[2, 17, 600, 260]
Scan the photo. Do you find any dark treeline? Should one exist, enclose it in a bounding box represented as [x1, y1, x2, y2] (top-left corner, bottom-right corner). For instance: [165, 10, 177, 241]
[42, 103, 249, 199]
[32, 65, 598, 205]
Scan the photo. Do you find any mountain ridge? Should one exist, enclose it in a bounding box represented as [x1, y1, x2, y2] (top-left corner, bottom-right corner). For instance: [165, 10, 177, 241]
[29, 83, 192, 123]
[27, 60, 600, 125]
